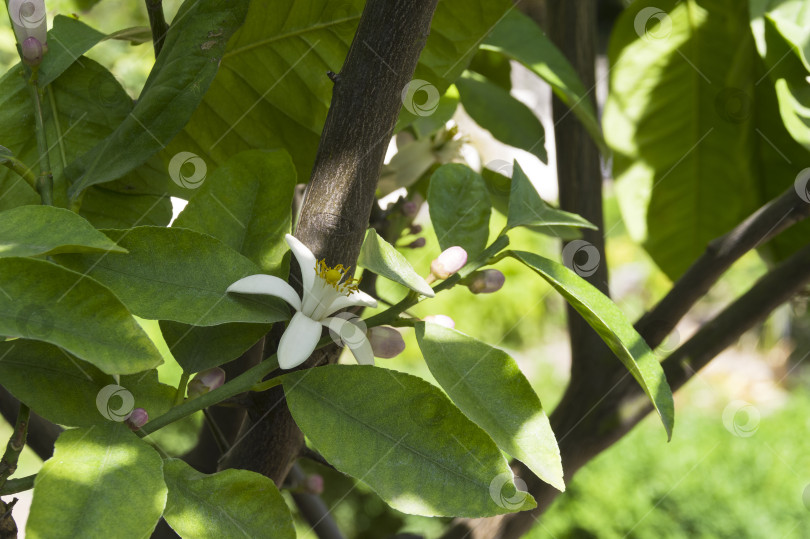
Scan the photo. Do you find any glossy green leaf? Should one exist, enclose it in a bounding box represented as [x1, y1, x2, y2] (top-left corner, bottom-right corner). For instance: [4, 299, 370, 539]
[283, 365, 535, 517]
[163, 459, 295, 539]
[457, 71, 547, 162]
[513, 251, 674, 439]
[506, 162, 596, 234]
[163, 0, 510, 179]
[428, 164, 492, 257]
[0, 340, 174, 427]
[65, 0, 251, 200]
[0, 205, 125, 257]
[604, 0, 792, 279]
[0, 257, 162, 374]
[483, 9, 605, 152]
[469, 49, 512, 91]
[358, 228, 434, 297]
[27, 423, 167, 539]
[159, 320, 269, 374]
[416, 322, 564, 491]
[174, 149, 296, 276]
[55, 227, 289, 326]
[38, 15, 106, 87]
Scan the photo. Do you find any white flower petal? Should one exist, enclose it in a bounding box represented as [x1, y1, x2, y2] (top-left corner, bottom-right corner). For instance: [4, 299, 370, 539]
[278, 312, 322, 369]
[227, 275, 302, 311]
[285, 234, 317, 299]
[323, 290, 378, 317]
[322, 317, 375, 366]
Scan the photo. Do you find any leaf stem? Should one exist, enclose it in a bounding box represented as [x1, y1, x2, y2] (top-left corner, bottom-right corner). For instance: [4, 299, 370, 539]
[0, 151, 36, 191]
[27, 78, 53, 206]
[0, 474, 35, 496]
[144, 0, 168, 58]
[0, 403, 30, 489]
[174, 371, 190, 406]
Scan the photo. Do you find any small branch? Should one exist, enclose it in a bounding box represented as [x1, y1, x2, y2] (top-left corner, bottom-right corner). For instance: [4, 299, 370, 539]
[636, 185, 810, 349]
[0, 404, 29, 489]
[0, 474, 34, 496]
[27, 81, 53, 206]
[0, 151, 36, 191]
[288, 463, 345, 539]
[174, 372, 190, 406]
[145, 0, 168, 58]
[0, 387, 60, 461]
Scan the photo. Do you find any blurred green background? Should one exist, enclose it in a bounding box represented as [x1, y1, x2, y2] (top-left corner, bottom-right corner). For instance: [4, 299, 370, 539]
[1, 1, 809, 537]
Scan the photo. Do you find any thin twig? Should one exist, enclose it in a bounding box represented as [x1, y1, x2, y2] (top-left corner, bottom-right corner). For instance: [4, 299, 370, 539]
[0, 404, 29, 489]
[145, 0, 168, 58]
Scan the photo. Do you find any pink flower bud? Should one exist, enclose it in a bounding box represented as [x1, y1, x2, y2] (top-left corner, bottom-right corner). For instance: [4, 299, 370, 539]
[187, 367, 226, 398]
[126, 408, 148, 430]
[430, 246, 467, 280]
[9, 0, 48, 51]
[424, 315, 455, 329]
[468, 269, 505, 294]
[368, 326, 405, 358]
[21, 36, 43, 66]
[401, 201, 418, 218]
[305, 474, 324, 495]
[406, 237, 426, 249]
[409, 224, 423, 234]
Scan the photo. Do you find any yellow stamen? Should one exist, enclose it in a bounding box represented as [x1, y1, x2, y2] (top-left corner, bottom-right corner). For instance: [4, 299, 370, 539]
[315, 259, 361, 294]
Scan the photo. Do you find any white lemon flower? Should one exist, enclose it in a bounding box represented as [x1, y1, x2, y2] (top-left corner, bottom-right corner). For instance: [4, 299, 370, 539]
[227, 234, 378, 369]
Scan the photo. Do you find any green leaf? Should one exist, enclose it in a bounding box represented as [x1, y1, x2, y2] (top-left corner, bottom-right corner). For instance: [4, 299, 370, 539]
[416, 322, 564, 491]
[55, 227, 290, 326]
[27, 423, 167, 539]
[0, 340, 175, 427]
[604, 0, 781, 279]
[162, 459, 295, 539]
[468, 49, 512, 91]
[457, 71, 547, 162]
[512, 251, 674, 439]
[428, 164, 492, 257]
[159, 320, 269, 374]
[0, 257, 163, 374]
[358, 229, 434, 296]
[174, 149, 296, 276]
[163, 0, 510, 179]
[65, 0, 251, 200]
[38, 15, 106, 88]
[483, 10, 605, 152]
[283, 365, 535, 517]
[506, 162, 596, 234]
[0, 205, 126, 257]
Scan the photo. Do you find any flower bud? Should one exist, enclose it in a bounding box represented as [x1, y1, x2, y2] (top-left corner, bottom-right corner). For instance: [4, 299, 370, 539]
[305, 474, 324, 495]
[430, 246, 467, 280]
[125, 408, 148, 430]
[9, 0, 48, 53]
[468, 269, 505, 294]
[401, 200, 418, 218]
[406, 237, 426, 249]
[368, 326, 405, 358]
[21, 37, 43, 66]
[424, 314, 455, 329]
[187, 367, 226, 399]
[409, 224, 423, 234]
